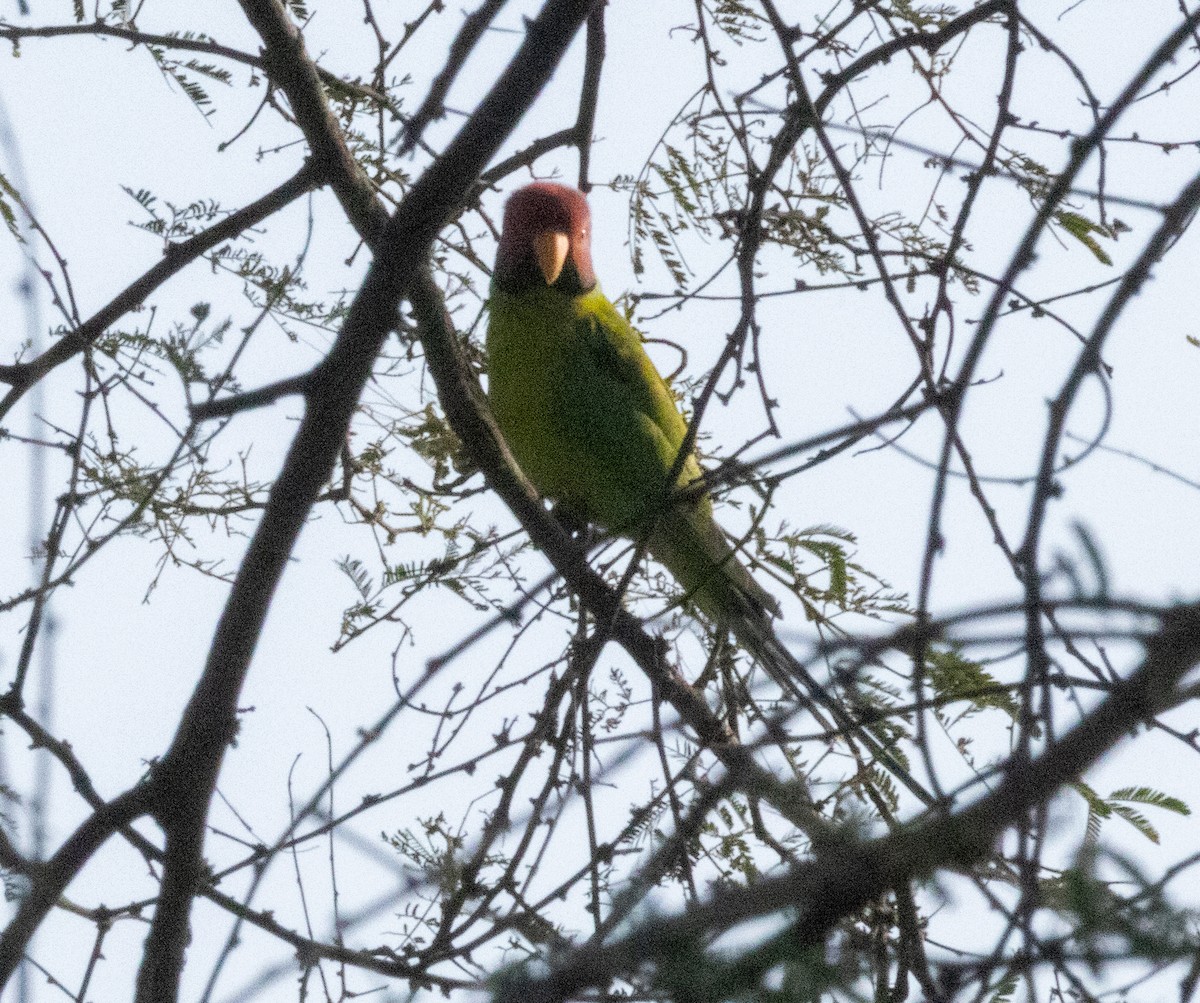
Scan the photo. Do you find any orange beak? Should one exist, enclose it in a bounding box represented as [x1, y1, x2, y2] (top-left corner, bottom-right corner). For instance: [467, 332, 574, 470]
[532, 230, 570, 286]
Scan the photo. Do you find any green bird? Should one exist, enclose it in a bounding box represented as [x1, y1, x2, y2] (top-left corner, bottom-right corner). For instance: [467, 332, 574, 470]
[486, 182, 780, 625]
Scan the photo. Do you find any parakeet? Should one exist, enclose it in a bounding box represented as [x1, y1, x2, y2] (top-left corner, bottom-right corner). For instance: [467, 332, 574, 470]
[486, 182, 780, 624]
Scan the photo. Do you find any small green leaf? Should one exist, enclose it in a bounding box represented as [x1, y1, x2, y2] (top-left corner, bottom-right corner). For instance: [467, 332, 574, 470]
[0, 171, 26, 241]
[1055, 210, 1114, 266]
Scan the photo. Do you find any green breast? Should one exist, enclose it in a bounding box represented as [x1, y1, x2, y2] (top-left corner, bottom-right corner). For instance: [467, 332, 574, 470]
[486, 284, 695, 532]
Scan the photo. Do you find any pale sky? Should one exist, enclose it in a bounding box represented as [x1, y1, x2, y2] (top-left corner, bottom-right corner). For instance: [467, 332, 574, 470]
[1, 2, 1198, 1000]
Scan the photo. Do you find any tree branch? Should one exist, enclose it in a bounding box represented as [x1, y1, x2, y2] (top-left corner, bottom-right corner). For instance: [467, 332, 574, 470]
[0, 159, 321, 421]
[397, 0, 508, 158]
[0, 786, 152, 986]
[498, 601, 1200, 1002]
[574, 2, 606, 191]
[235, 0, 391, 244]
[0, 21, 389, 109]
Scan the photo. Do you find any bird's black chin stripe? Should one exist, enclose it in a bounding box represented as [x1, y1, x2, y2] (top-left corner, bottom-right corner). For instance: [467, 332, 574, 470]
[552, 263, 594, 296]
[496, 256, 595, 296]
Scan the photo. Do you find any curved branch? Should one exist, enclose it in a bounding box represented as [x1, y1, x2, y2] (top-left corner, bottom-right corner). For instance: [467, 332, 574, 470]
[0, 786, 152, 986]
[812, 0, 1011, 102]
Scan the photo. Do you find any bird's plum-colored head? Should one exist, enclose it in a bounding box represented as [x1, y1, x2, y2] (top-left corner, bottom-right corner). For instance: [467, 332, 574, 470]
[493, 183, 597, 295]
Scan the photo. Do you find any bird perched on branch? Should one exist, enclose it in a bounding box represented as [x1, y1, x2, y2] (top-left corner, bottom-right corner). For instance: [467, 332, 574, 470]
[486, 182, 780, 625]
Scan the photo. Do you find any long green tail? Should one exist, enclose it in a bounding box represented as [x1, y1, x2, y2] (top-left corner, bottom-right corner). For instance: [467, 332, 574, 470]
[649, 508, 780, 625]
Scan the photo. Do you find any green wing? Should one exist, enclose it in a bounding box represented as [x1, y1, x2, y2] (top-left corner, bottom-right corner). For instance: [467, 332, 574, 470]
[575, 292, 689, 456]
[563, 289, 707, 531]
[569, 291, 780, 621]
